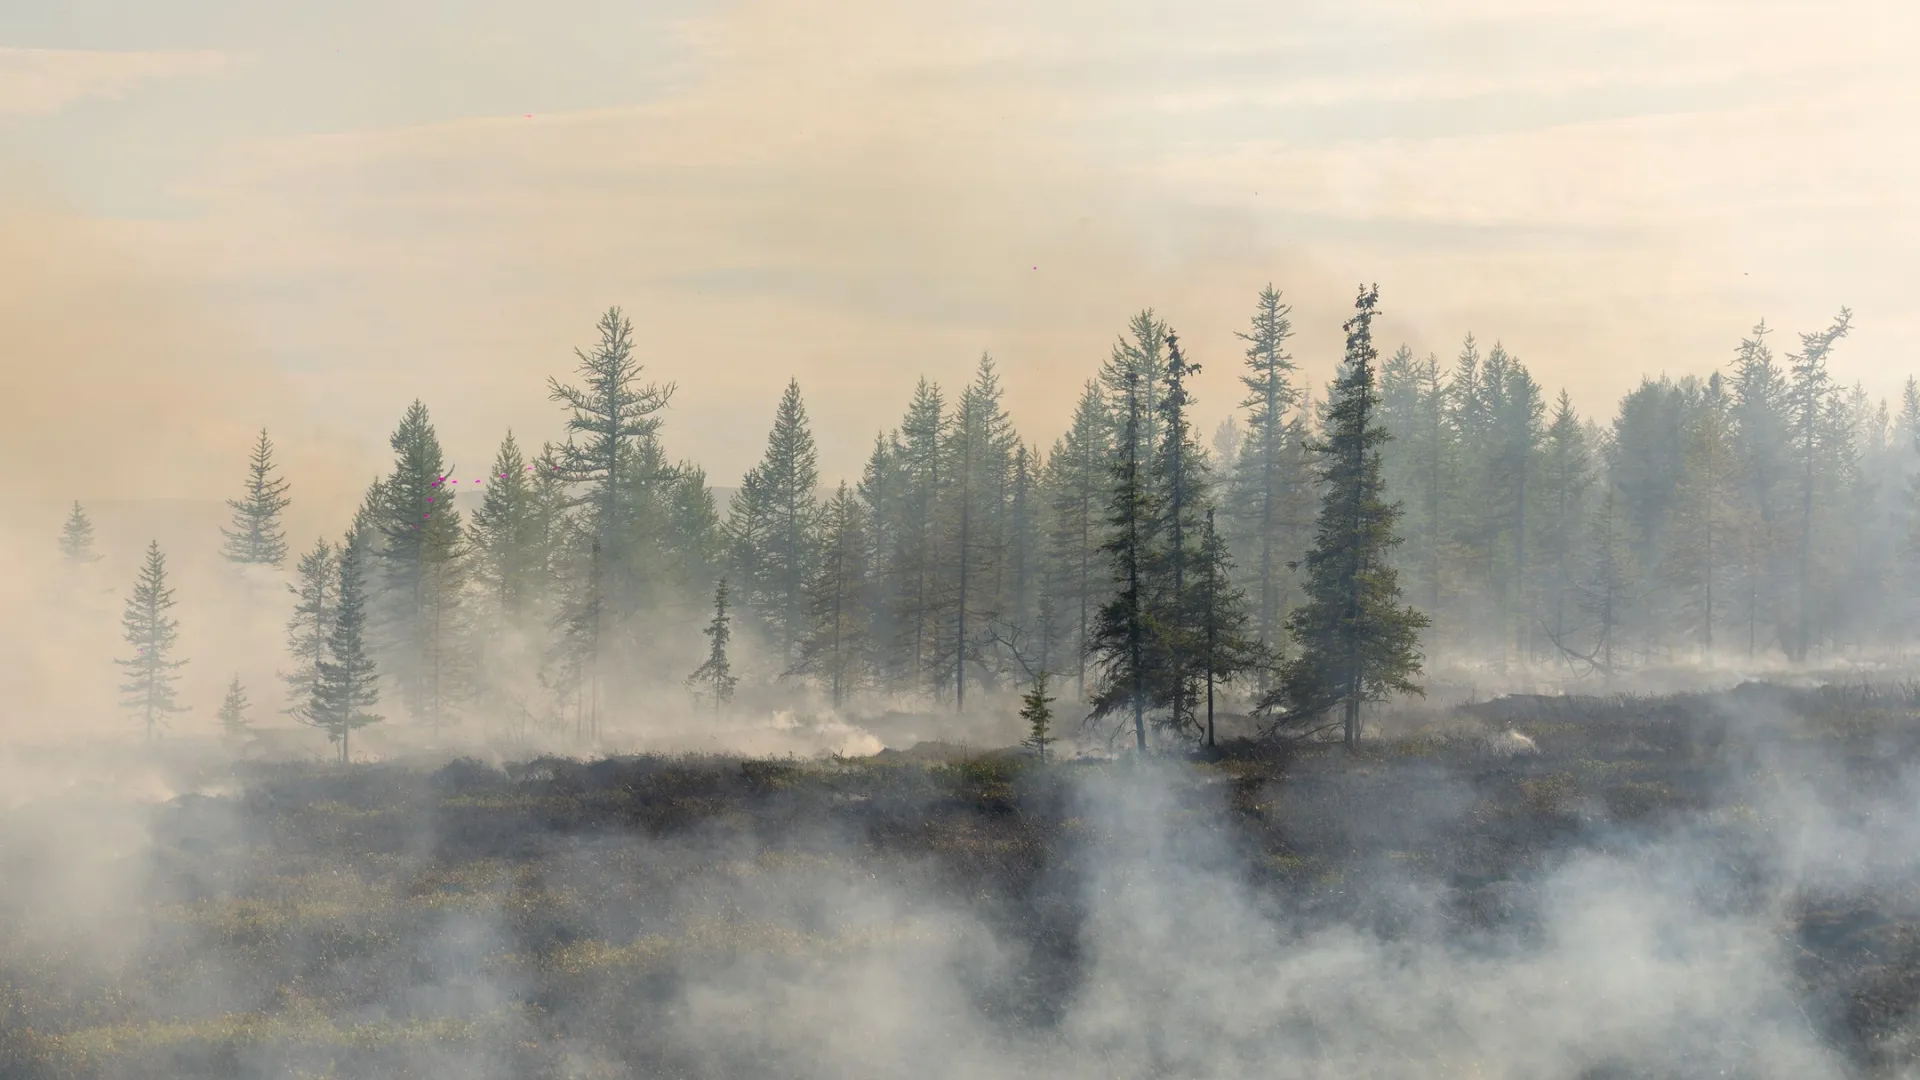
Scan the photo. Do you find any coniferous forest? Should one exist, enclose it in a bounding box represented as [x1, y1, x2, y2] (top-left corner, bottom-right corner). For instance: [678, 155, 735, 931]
[69, 282, 1906, 755]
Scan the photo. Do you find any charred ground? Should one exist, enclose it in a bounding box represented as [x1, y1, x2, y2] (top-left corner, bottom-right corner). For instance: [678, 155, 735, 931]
[5, 682, 1920, 1078]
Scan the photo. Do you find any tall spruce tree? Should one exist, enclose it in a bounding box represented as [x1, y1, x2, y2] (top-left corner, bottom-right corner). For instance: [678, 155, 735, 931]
[941, 356, 1015, 709]
[1087, 370, 1159, 751]
[1535, 393, 1594, 656]
[1259, 285, 1428, 750]
[1730, 321, 1791, 655]
[373, 401, 468, 736]
[884, 379, 949, 694]
[119, 541, 188, 740]
[1196, 506, 1260, 748]
[687, 578, 738, 712]
[1145, 331, 1212, 738]
[282, 537, 338, 721]
[310, 525, 381, 764]
[1227, 285, 1300, 657]
[733, 378, 821, 663]
[1044, 381, 1112, 701]
[468, 431, 545, 626]
[1101, 311, 1170, 474]
[1784, 308, 1854, 660]
[59, 501, 102, 564]
[793, 482, 871, 706]
[221, 428, 293, 566]
[1663, 373, 1741, 654]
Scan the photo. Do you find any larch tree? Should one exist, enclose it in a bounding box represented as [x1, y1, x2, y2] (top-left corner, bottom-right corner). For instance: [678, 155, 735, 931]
[220, 428, 293, 566]
[118, 540, 188, 741]
[59, 501, 102, 565]
[1258, 285, 1429, 750]
[548, 307, 675, 720]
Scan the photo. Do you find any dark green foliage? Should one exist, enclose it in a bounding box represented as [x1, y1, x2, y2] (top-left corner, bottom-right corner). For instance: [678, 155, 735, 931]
[1020, 671, 1055, 762]
[1086, 370, 1157, 751]
[1259, 285, 1429, 749]
[220, 428, 292, 566]
[58, 500, 101, 564]
[117, 540, 188, 740]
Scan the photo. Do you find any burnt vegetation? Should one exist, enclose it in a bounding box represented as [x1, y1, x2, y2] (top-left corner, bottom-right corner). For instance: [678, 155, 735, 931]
[5, 684, 1920, 1077]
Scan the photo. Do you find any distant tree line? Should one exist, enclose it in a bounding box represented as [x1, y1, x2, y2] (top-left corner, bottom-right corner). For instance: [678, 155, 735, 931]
[66, 285, 1901, 754]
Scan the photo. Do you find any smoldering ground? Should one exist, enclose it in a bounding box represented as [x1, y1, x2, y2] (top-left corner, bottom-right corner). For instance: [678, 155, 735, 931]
[5, 685, 1920, 1077]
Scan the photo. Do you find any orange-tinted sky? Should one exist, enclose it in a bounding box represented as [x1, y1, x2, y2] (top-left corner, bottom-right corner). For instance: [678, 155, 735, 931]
[2, 0, 1916, 528]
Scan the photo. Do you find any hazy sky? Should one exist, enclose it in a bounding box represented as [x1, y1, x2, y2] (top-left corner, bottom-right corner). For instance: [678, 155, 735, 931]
[2, 0, 1915, 522]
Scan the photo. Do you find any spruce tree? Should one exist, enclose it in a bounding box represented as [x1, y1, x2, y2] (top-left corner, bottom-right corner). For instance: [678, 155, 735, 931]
[1144, 331, 1211, 738]
[374, 401, 469, 736]
[282, 538, 337, 721]
[1258, 285, 1429, 749]
[1568, 477, 1638, 678]
[118, 540, 188, 741]
[468, 430, 545, 624]
[1100, 311, 1170, 473]
[1197, 506, 1261, 748]
[1020, 672, 1056, 763]
[1730, 322, 1791, 655]
[220, 428, 293, 566]
[1226, 285, 1300, 657]
[793, 483, 871, 705]
[888, 379, 950, 693]
[1784, 308, 1854, 660]
[940, 356, 1015, 710]
[1535, 393, 1594, 656]
[736, 378, 821, 663]
[1664, 373, 1741, 655]
[1044, 381, 1112, 701]
[218, 675, 251, 738]
[311, 526, 382, 764]
[687, 578, 738, 712]
[59, 501, 101, 564]
[1087, 370, 1158, 751]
